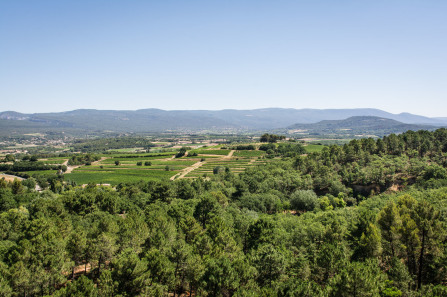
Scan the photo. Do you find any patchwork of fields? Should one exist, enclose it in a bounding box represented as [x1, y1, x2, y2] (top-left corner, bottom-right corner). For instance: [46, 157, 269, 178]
[6, 144, 324, 185]
[65, 148, 269, 184]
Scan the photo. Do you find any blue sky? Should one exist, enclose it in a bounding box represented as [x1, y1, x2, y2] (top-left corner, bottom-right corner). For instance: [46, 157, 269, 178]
[1, 0, 446, 116]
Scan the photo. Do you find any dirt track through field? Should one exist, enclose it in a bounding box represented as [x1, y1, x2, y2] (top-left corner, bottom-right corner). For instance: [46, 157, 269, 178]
[170, 150, 235, 180]
[224, 150, 235, 159]
[170, 160, 204, 180]
[63, 157, 108, 174]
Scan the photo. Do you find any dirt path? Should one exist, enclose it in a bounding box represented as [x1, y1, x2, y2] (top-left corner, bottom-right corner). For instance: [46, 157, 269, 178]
[92, 157, 107, 165]
[0, 174, 24, 182]
[224, 150, 235, 159]
[63, 157, 108, 174]
[170, 150, 235, 180]
[64, 159, 80, 174]
[170, 160, 205, 180]
[164, 154, 176, 161]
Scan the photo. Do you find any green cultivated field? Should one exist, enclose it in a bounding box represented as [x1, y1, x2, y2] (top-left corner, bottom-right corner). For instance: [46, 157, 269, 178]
[11, 152, 194, 185]
[66, 169, 176, 185]
[184, 156, 266, 178]
[13, 146, 272, 184]
[64, 156, 195, 185]
[303, 144, 325, 153]
[233, 150, 265, 157]
[189, 149, 231, 155]
[28, 170, 59, 176]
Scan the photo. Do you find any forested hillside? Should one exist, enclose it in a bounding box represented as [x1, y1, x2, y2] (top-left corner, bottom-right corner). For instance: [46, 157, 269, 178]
[1, 108, 446, 135]
[287, 116, 436, 137]
[1, 129, 447, 296]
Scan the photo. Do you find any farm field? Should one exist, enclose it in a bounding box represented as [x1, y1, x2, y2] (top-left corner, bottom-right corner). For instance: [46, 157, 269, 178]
[65, 157, 195, 185]
[65, 169, 177, 185]
[183, 158, 268, 178]
[25, 170, 59, 176]
[3, 142, 308, 185]
[189, 149, 231, 155]
[233, 150, 265, 157]
[303, 144, 325, 153]
[179, 148, 268, 178]
[62, 147, 254, 185]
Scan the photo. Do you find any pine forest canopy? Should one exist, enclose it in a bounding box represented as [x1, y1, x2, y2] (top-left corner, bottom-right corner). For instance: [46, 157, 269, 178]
[1, 128, 447, 295]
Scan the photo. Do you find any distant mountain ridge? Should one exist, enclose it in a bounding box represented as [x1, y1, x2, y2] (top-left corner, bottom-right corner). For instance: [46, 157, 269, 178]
[0, 108, 446, 135]
[287, 116, 437, 137]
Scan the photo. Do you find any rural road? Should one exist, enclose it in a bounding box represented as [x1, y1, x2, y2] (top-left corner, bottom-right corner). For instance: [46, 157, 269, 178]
[170, 160, 204, 180]
[170, 150, 235, 180]
[63, 157, 107, 174]
[224, 150, 235, 159]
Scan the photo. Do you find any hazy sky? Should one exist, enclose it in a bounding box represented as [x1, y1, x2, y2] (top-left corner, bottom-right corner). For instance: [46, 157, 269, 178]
[1, 0, 446, 116]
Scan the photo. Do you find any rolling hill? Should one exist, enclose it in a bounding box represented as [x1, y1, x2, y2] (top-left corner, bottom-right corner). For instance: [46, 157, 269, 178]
[0, 108, 445, 136]
[287, 116, 438, 137]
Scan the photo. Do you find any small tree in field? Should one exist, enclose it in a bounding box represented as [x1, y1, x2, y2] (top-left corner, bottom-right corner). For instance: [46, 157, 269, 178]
[176, 147, 187, 158]
[213, 166, 226, 175]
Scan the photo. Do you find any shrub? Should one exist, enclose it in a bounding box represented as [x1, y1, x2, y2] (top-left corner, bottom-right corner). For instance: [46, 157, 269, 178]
[290, 190, 318, 212]
[175, 147, 187, 158]
[213, 166, 226, 175]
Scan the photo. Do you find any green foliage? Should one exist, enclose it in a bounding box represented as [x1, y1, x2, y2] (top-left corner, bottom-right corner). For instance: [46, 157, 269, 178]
[59, 275, 98, 297]
[260, 133, 285, 143]
[213, 166, 226, 175]
[290, 190, 318, 212]
[329, 260, 386, 297]
[234, 145, 256, 150]
[68, 154, 100, 166]
[1, 129, 447, 296]
[71, 137, 155, 153]
[175, 147, 187, 158]
[251, 244, 287, 286]
[238, 193, 282, 213]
